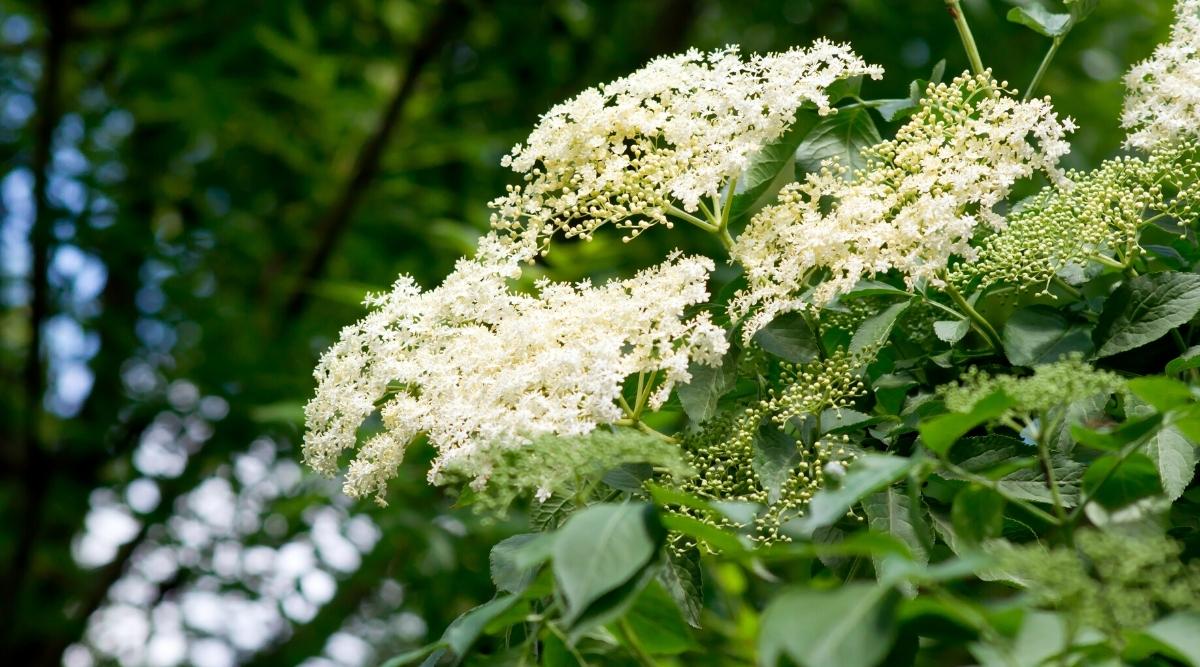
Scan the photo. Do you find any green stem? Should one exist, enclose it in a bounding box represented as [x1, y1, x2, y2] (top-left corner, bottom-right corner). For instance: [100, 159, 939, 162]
[1035, 419, 1073, 546]
[617, 617, 657, 667]
[944, 0, 986, 76]
[943, 282, 1004, 353]
[1023, 37, 1062, 101]
[666, 205, 717, 233]
[547, 622, 590, 666]
[1089, 253, 1126, 270]
[1050, 275, 1082, 300]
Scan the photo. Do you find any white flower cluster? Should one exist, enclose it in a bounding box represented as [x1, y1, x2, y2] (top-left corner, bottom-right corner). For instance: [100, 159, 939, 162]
[1122, 0, 1200, 151]
[730, 72, 1075, 340]
[302, 235, 726, 502]
[489, 42, 883, 252]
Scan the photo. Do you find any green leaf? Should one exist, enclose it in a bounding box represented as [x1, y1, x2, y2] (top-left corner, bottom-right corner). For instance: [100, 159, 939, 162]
[1006, 5, 1072, 37]
[677, 345, 740, 423]
[970, 611, 1070, 667]
[795, 106, 881, 177]
[381, 594, 523, 666]
[1167, 345, 1200, 375]
[951, 484, 1006, 546]
[754, 422, 800, 504]
[566, 562, 659, 643]
[820, 407, 881, 434]
[851, 300, 911, 354]
[659, 545, 703, 629]
[842, 279, 914, 299]
[1128, 376, 1195, 412]
[863, 487, 930, 583]
[759, 583, 900, 667]
[660, 513, 748, 554]
[1145, 425, 1198, 501]
[1002, 305, 1094, 366]
[1082, 452, 1163, 509]
[786, 454, 916, 537]
[934, 318, 970, 344]
[553, 503, 663, 626]
[490, 533, 556, 593]
[618, 580, 697, 655]
[1094, 273, 1200, 358]
[754, 311, 820, 363]
[728, 109, 820, 222]
[918, 391, 1015, 455]
[1070, 413, 1163, 451]
[1141, 612, 1200, 667]
[1068, 0, 1100, 23]
[942, 434, 1084, 507]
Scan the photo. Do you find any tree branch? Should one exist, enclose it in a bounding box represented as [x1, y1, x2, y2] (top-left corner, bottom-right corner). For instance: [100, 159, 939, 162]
[281, 0, 466, 321]
[2, 0, 71, 649]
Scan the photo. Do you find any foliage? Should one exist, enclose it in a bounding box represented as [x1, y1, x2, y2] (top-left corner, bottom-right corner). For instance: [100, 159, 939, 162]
[2, 1, 1196, 667]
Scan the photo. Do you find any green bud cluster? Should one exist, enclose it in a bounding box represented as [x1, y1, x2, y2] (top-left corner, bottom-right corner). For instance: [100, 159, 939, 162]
[940, 356, 1125, 418]
[993, 530, 1200, 638]
[954, 140, 1200, 291]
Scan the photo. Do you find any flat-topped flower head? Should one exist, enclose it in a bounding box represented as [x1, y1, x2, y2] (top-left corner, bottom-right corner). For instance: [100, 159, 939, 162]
[489, 42, 883, 253]
[730, 71, 1075, 341]
[1122, 0, 1200, 151]
[302, 237, 727, 502]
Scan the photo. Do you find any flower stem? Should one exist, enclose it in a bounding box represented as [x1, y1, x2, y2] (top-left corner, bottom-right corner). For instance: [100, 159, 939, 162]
[943, 282, 1004, 353]
[667, 204, 718, 233]
[1024, 37, 1062, 101]
[1035, 419, 1073, 546]
[944, 0, 986, 76]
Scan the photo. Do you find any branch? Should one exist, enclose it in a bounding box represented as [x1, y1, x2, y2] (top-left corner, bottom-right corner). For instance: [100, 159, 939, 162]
[281, 0, 466, 321]
[1, 0, 71, 647]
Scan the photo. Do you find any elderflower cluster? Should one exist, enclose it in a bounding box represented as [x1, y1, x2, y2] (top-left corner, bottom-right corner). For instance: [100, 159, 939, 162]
[730, 71, 1075, 340]
[489, 42, 883, 253]
[954, 140, 1200, 290]
[303, 236, 727, 502]
[1122, 0, 1200, 151]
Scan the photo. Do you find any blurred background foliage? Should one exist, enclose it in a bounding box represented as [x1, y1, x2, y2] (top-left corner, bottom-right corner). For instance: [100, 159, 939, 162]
[0, 0, 1175, 665]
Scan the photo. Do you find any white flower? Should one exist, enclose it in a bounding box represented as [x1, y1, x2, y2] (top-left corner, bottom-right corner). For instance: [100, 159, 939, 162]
[1122, 0, 1200, 151]
[302, 236, 726, 502]
[730, 72, 1075, 341]
[489, 42, 883, 253]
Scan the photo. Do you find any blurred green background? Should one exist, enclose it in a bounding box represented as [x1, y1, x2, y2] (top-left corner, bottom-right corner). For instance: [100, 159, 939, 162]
[0, 0, 1174, 664]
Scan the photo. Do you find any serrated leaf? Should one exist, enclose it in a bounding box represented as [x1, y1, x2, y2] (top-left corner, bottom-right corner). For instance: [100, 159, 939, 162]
[1145, 425, 1198, 501]
[754, 311, 820, 363]
[934, 318, 970, 344]
[1002, 305, 1094, 366]
[760, 583, 900, 667]
[941, 435, 1084, 507]
[863, 487, 930, 584]
[1094, 273, 1200, 358]
[1007, 5, 1072, 37]
[659, 545, 703, 629]
[795, 107, 881, 177]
